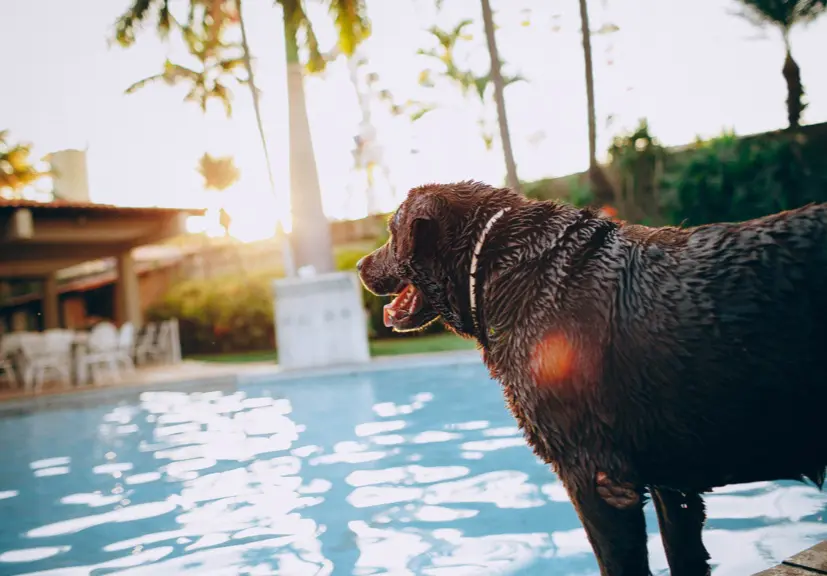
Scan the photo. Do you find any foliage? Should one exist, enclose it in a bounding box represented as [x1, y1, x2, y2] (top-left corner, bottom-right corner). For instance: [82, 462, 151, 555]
[146, 270, 276, 355]
[660, 128, 827, 227]
[522, 175, 594, 207]
[412, 19, 525, 150]
[0, 130, 50, 197]
[120, 5, 248, 117]
[147, 228, 444, 355]
[197, 153, 240, 191]
[608, 119, 667, 222]
[608, 119, 666, 173]
[733, 0, 826, 30]
[279, 0, 371, 72]
[114, 0, 175, 47]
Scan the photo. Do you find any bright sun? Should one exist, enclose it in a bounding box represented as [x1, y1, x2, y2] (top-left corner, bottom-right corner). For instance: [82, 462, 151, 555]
[184, 182, 293, 242]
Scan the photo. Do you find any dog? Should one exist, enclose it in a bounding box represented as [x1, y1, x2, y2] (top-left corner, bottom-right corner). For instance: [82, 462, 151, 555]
[357, 180, 827, 576]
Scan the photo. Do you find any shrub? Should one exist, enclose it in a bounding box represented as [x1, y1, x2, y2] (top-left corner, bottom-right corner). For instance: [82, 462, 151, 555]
[522, 174, 594, 207]
[660, 129, 827, 227]
[146, 271, 275, 356]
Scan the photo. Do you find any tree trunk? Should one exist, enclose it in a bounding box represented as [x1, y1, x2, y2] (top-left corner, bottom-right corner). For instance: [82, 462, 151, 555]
[479, 0, 521, 194]
[236, 0, 295, 276]
[782, 32, 804, 129]
[283, 13, 335, 274]
[578, 0, 597, 172]
[578, 0, 614, 206]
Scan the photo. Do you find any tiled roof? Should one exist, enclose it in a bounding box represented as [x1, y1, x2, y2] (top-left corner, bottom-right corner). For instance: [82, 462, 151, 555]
[0, 197, 205, 215]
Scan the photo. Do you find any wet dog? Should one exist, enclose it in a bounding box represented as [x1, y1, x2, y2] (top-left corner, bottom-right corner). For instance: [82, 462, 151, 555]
[357, 181, 827, 576]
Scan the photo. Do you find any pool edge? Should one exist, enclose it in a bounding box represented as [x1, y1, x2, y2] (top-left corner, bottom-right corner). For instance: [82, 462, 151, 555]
[0, 350, 484, 414]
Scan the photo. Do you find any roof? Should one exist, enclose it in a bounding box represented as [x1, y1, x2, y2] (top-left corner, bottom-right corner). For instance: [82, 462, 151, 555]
[0, 198, 205, 215]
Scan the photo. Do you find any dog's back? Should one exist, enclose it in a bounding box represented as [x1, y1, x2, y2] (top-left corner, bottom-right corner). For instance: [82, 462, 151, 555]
[608, 203, 827, 490]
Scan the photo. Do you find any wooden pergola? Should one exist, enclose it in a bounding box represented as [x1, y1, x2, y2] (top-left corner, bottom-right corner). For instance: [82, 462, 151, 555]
[0, 199, 204, 329]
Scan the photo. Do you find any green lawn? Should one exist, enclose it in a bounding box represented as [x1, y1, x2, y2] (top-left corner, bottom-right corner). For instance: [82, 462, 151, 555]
[188, 332, 477, 364]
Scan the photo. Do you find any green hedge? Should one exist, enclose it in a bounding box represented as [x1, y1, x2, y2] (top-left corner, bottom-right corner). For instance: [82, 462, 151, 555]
[660, 129, 827, 227]
[147, 232, 443, 356]
[146, 270, 276, 356]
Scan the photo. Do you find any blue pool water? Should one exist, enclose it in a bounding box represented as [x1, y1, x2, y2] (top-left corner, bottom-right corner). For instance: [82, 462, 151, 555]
[0, 362, 826, 576]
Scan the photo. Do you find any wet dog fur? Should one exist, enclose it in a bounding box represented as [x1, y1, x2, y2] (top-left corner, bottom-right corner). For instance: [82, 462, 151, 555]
[357, 181, 827, 576]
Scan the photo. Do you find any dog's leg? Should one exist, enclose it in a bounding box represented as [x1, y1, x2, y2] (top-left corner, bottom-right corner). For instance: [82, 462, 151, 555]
[651, 488, 710, 576]
[559, 467, 651, 576]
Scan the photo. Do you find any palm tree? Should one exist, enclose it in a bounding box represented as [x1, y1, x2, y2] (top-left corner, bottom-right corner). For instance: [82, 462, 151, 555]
[0, 131, 49, 199]
[733, 0, 827, 128]
[577, 0, 614, 206]
[277, 0, 370, 274]
[479, 0, 520, 193]
[321, 44, 402, 214]
[415, 20, 524, 174]
[115, 0, 371, 275]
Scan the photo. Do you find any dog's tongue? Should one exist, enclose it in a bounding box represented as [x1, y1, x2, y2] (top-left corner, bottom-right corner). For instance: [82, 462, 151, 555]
[383, 284, 418, 327]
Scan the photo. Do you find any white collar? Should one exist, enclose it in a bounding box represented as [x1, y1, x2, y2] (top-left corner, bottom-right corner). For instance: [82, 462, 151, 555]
[469, 207, 510, 334]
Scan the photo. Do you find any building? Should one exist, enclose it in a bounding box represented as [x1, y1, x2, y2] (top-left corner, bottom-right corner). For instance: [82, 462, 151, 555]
[0, 198, 204, 332]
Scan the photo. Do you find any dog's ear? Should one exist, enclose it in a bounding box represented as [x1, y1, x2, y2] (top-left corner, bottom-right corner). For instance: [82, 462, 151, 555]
[394, 193, 443, 263]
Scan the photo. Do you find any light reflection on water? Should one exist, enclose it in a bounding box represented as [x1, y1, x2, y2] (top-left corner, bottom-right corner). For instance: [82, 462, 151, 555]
[0, 363, 825, 575]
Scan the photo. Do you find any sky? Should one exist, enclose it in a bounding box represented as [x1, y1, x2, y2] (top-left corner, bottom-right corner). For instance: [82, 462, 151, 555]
[1, 0, 826, 241]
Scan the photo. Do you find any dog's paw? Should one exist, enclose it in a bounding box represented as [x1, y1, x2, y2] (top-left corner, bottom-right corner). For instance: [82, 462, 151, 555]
[596, 471, 641, 509]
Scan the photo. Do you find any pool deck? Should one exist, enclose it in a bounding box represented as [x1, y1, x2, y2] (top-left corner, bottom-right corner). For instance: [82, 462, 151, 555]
[0, 349, 483, 412]
[754, 541, 827, 574]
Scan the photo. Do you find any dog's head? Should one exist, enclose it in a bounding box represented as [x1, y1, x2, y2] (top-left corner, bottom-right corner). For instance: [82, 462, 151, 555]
[357, 181, 524, 336]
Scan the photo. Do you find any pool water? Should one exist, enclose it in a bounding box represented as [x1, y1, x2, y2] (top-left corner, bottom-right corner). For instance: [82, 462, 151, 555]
[0, 362, 825, 576]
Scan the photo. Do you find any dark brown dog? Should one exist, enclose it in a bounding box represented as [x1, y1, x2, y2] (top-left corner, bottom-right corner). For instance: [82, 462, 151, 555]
[357, 180, 827, 576]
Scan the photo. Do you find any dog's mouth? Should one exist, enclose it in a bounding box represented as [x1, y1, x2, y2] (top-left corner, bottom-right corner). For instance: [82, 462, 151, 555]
[383, 283, 434, 331]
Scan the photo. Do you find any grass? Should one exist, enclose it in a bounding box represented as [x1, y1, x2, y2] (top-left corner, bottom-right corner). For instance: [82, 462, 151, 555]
[188, 332, 477, 364]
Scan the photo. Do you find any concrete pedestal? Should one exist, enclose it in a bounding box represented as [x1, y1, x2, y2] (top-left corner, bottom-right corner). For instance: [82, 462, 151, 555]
[273, 271, 370, 370]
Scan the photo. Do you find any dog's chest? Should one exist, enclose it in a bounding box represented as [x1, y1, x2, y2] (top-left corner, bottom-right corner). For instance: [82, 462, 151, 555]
[483, 347, 604, 466]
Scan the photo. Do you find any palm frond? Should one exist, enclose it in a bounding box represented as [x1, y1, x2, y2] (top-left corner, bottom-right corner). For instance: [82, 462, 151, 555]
[410, 109, 434, 122]
[112, 0, 179, 47]
[452, 18, 474, 41]
[327, 0, 371, 56]
[503, 72, 527, 86]
[124, 72, 169, 94]
[733, 0, 826, 30]
[304, 24, 326, 73]
[0, 133, 48, 194]
[113, 0, 155, 47]
[157, 0, 173, 37]
[210, 82, 234, 117]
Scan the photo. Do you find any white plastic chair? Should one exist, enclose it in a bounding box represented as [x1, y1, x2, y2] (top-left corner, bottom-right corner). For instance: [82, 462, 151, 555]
[135, 322, 171, 365]
[116, 322, 136, 373]
[77, 322, 121, 386]
[134, 322, 157, 365]
[18, 330, 75, 391]
[0, 334, 19, 388]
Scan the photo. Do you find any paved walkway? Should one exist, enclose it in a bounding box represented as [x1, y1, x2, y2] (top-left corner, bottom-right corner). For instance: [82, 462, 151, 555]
[0, 349, 483, 407]
[0, 360, 270, 405]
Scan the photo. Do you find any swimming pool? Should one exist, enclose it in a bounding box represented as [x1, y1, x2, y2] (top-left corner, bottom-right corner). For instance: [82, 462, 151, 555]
[0, 360, 825, 576]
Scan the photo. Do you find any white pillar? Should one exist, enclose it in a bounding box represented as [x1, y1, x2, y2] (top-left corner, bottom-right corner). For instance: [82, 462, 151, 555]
[115, 250, 142, 328]
[42, 273, 60, 329]
[273, 271, 370, 370]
